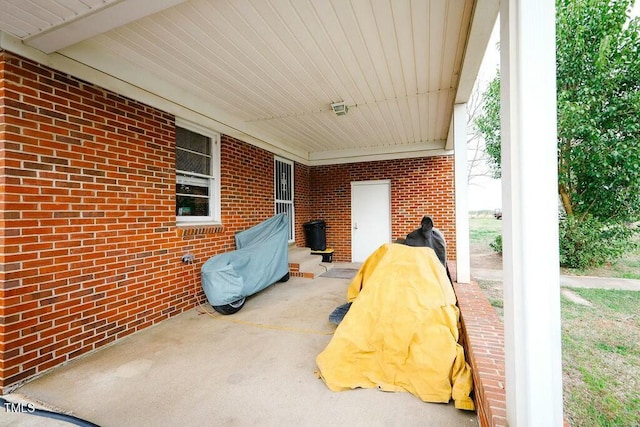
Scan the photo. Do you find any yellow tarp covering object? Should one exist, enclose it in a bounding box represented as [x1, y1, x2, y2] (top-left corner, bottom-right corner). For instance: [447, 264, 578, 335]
[316, 243, 475, 410]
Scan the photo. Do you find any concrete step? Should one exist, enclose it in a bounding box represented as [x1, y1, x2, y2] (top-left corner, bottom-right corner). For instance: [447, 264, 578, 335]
[288, 246, 319, 270]
[288, 246, 332, 279]
[288, 245, 316, 262]
[305, 264, 332, 279]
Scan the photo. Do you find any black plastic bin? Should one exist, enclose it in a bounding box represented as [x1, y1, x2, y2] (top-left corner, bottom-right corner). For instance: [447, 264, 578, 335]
[303, 220, 326, 251]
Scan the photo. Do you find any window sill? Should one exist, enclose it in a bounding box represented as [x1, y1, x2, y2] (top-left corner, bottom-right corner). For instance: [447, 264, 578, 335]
[178, 223, 224, 237]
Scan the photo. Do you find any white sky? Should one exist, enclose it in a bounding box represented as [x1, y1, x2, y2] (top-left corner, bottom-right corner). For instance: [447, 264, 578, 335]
[468, 20, 501, 211]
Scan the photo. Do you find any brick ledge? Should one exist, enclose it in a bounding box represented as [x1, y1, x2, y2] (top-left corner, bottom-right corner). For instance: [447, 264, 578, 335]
[178, 225, 224, 236]
[453, 280, 507, 427]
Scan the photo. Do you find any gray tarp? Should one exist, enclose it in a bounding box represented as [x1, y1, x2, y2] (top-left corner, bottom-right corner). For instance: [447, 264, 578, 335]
[201, 213, 289, 306]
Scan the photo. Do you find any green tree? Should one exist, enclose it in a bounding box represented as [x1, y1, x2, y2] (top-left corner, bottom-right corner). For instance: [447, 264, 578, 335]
[476, 0, 640, 267]
[557, 0, 640, 222]
[474, 73, 502, 179]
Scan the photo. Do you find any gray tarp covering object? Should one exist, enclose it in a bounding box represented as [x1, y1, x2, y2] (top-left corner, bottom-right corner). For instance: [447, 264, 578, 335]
[201, 213, 290, 306]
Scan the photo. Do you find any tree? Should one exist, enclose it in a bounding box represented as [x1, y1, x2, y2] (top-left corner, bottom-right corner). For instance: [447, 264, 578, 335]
[473, 73, 502, 180]
[556, 0, 640, 223]
[476, 0, 640, 267]
[466, 79, 496, 184]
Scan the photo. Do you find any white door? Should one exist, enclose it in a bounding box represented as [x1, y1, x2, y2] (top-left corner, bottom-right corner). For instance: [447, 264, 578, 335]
[351, 180, 391, 262]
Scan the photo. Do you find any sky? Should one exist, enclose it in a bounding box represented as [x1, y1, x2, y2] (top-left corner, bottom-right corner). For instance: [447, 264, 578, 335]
[467, 19, 501, 211]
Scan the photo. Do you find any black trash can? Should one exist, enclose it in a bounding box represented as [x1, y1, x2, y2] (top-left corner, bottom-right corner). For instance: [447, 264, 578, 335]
[303, 220, 326, 251]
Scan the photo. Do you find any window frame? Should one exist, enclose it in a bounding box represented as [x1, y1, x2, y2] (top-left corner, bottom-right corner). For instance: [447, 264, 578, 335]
[175, 118, 221, 225]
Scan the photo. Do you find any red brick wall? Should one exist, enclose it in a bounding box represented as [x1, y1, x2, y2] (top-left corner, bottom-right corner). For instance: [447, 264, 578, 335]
[309, 157, 456, 262]
[0, 52, 278, 391]
[220, 135, 276, 235]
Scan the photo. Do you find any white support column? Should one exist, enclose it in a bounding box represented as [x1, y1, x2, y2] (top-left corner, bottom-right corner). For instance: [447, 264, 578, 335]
[500, 0, 564, 426]
[453, 103, 471, 284]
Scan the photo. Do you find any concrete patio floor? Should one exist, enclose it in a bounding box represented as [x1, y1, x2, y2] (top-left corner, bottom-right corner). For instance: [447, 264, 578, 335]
[1, 267, 477, 427]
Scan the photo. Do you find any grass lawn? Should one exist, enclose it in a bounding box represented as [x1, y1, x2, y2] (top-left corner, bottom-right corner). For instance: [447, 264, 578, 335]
[475, 284, 640, 427]
[469, 216, 502, 247]
[469, 215, 640, 279]
[561, 289, 640, 427]
[470, 215, 640, 426]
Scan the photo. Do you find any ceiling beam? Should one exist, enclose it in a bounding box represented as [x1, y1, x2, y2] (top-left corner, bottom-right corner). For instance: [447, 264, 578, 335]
[24, 0, 187, 54]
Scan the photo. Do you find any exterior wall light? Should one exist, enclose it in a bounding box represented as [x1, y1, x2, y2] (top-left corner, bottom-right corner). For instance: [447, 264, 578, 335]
[331, 101, 348, 116]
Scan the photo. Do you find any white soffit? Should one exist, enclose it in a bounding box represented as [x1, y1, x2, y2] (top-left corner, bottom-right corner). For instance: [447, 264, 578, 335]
[1, 0, 188, 54]
[0, 0, 498, 165]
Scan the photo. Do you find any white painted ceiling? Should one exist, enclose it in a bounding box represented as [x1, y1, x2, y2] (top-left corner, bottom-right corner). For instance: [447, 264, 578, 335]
[0, 0, 498, 165]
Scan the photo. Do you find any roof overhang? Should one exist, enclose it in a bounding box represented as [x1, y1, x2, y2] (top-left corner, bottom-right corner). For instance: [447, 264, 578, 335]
[0, 0, 498, 166]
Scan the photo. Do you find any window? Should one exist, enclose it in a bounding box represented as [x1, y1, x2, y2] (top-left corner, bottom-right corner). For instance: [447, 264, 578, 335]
[175, 120, 220, 224]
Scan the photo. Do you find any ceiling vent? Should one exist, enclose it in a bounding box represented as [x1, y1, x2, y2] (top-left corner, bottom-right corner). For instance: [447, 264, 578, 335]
[330, 101, 348, 116]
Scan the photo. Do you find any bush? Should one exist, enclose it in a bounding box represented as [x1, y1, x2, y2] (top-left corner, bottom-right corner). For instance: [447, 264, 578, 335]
[559, 215, 637, 269]
[490, 235, 502, 255]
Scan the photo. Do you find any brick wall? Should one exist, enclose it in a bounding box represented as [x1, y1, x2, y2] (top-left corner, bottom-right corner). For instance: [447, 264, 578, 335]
[0, 52, 279, 392]
[309, 157, 456, 262]
[220, 135, 276, 233]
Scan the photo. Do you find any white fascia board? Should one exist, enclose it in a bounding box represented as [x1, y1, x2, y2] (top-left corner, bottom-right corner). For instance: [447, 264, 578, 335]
[0, 31, 309, 165]
[445, 117, 455, 151]
[308, 144, 452, 166]
[455, 0, 500, 104]
[24, 0, 188, 54]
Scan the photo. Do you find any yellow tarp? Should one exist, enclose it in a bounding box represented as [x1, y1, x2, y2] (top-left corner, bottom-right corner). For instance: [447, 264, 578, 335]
[316, 243, 475, 410]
